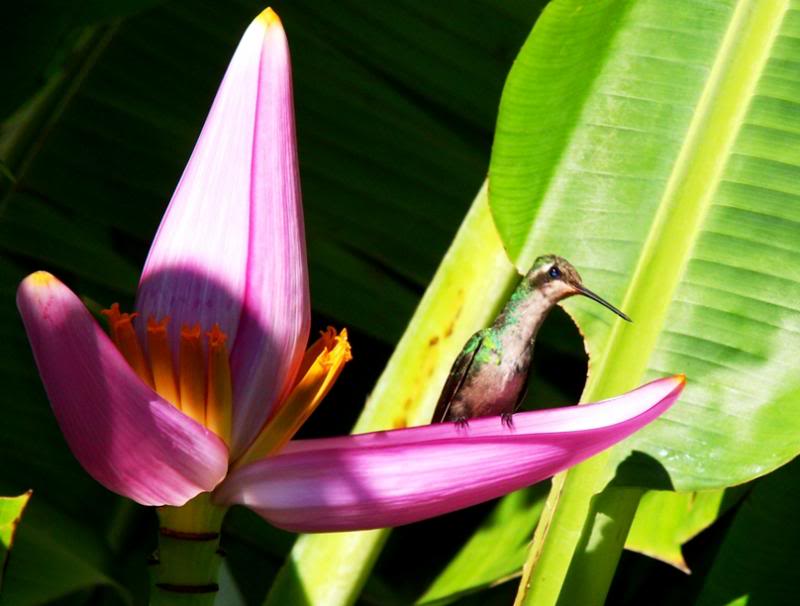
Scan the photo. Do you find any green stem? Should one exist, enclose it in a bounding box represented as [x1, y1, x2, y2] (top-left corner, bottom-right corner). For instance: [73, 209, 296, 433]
[150, 493, 227, 606]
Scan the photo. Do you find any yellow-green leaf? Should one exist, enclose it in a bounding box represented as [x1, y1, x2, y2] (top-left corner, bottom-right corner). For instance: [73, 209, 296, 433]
[488, 0, 800, 604]
[0, 491, 31, 591]
[491, 0, 800, 491]
[696, 458, 800, 606]
[625, 487, 747, 572]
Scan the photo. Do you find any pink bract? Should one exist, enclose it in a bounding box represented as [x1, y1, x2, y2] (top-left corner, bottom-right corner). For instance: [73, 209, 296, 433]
[216, 375, 684, 531]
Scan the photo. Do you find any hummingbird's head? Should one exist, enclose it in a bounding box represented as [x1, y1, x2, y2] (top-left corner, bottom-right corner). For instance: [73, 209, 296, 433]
[526, 255, 631, 322]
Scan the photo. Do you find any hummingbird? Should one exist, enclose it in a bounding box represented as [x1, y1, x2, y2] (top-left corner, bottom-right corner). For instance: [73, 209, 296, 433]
[432, 254, 631, 426]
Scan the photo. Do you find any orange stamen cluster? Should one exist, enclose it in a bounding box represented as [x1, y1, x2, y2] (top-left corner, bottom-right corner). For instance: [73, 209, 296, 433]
[102, 305, 233, 447]
[103, 305, 351, 463]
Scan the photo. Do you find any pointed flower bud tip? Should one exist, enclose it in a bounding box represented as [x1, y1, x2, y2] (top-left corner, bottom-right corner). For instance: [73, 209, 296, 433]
[256, 7, 282, 29]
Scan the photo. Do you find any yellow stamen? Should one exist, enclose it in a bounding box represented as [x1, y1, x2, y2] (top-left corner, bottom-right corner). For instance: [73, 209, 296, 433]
[101, 304, 154, 388]
[146, 316, 180, 409]
[292, 326, 337, 390]
[236, 328, 351, 467]
[179, 324, 206, 425]
[205, 324, 232, 447]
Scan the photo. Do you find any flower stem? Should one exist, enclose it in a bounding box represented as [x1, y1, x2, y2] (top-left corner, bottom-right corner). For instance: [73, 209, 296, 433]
[150, 493, 227, 606]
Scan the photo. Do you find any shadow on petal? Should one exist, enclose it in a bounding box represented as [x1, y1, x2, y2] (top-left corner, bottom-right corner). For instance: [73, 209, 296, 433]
[137, 265, 308, 458]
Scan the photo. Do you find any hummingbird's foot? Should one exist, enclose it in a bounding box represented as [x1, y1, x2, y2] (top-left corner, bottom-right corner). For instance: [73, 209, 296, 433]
[501, 412, 515, 428]
[453, 416, 470, 429]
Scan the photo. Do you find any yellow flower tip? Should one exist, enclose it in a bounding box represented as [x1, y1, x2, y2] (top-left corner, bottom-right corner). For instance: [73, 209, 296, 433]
[26, 271, 56, 287]
[256, 6, 282, 29]
[675, 373, 687, 386]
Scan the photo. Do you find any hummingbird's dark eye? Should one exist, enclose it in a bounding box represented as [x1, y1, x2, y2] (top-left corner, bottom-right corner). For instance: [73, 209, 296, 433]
[548, 266, 561, 279]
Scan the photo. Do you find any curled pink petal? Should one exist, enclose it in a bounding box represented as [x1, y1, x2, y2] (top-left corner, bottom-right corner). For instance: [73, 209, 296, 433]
[229, 11, 310, 456]
[215, 376, 684, 531]
[17, 272, 229, 507]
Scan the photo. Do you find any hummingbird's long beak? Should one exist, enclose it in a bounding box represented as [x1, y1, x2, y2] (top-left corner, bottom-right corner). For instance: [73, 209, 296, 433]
[575, 285, 632, 322]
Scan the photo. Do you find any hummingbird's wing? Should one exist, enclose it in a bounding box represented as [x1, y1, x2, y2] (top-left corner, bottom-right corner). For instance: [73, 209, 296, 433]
[432, 331, 484, 423]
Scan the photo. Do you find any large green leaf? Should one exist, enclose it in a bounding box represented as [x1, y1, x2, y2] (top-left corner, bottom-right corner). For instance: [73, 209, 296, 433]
[491, 0, 800, 490]
[417, 485, 746, 605]
[695, 457, 800, 606]
[488, 1, 800, 604]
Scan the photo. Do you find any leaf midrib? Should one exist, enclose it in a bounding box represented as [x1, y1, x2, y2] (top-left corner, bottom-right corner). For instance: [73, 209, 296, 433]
[585, 0, 789, 400]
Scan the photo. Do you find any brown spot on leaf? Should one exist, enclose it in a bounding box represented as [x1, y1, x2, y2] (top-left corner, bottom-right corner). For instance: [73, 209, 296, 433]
[443, 304, 464, 339]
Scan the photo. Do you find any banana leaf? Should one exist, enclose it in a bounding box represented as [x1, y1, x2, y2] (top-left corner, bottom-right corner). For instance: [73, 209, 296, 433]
[488, 0, 800, 604]
[695, 457, 800, 606]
